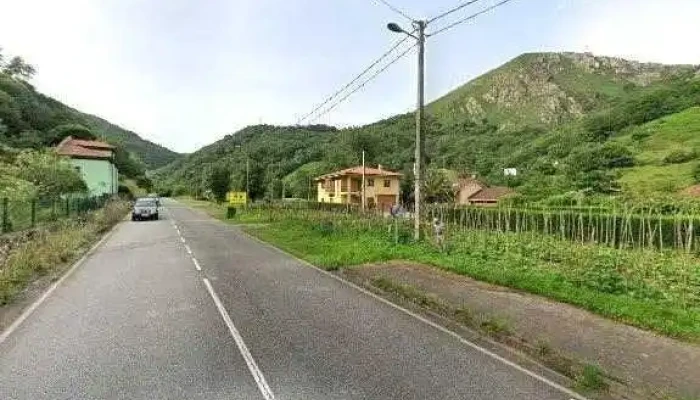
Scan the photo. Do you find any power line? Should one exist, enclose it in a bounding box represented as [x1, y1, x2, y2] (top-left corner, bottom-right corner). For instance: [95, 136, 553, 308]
[430, 0, 517, 37]
[297, 34, 414, 125]
[427, 0, 485, 24]
[372, 0, 414, 22]
[306, 44, 417, 124]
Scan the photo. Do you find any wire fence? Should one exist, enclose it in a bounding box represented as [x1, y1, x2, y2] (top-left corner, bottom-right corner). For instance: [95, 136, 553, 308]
[1, 195, 112, 235]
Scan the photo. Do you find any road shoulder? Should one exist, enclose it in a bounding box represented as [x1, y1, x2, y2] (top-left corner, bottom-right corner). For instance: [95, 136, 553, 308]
[339, 261, 700, 400]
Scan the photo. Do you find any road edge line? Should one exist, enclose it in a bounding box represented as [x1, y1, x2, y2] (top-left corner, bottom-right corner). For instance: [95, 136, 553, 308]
[240, 230, 589, 400]
[202, 278, 276, 400]
[0, 218, 124, 345]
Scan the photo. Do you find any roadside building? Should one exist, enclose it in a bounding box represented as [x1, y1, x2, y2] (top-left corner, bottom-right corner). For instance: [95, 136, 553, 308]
[315, 165, 401, 211]
[454, 176, 514, 206]
[55, 136, 119, 196]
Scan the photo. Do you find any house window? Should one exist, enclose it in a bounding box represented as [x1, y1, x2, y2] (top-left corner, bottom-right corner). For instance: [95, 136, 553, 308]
[367, 178, 374, 187]
[383, 179, 391, 188]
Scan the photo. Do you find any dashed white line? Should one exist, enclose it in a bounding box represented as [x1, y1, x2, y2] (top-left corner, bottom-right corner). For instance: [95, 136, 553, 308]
[184, 244, 192, 255]
[192, 257, 202, 271]
[243, 232, 590, 400]
[202, 278, 276, 400]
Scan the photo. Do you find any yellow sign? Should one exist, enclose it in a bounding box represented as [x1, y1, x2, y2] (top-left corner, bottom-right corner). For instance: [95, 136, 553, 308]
[227, 191, 248, 205]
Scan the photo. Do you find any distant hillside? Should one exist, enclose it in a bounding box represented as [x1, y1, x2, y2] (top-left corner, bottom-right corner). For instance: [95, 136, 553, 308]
[0, 68, 179, 169]
[613, 107, 700, 194]
[155, 52, 700, 202]
[428, 52, 697, 127]
[77, 112, 179, 169]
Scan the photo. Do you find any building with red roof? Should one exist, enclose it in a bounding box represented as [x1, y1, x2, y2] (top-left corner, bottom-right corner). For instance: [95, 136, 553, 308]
[55, 136, 118, 196]
[314, 165, 402, 211]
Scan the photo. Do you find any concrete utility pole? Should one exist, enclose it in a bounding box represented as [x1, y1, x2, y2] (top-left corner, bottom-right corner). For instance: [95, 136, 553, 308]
[388, 20, 426, 240]
[414, 20, 426, 241]
[361, 150, 366, 212]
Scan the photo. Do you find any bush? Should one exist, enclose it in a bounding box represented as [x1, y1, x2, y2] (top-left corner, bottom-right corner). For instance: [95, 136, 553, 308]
[663, 149, 696, 164]
[118, 183, 135, 200]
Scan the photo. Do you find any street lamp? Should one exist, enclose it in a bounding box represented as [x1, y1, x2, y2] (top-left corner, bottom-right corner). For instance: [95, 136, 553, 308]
[388, 19, 426, 241]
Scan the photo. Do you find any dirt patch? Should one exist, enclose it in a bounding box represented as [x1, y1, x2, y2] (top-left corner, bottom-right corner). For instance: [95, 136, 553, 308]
[341, 261, 700, 400]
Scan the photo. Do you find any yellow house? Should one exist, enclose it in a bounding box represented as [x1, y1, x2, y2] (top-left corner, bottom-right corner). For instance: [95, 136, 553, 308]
[315, 165, 402, 211]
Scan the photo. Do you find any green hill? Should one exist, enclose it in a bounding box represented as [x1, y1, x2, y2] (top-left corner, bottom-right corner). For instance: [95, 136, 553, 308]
[428, 52, 696, 127]
[155, 52, 700, 202]
[613, 107, 700, 194]
[0, 66, 179, 169]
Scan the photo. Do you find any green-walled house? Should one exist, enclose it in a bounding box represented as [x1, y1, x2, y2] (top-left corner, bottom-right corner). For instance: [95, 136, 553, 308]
[56, 136, 118, 196]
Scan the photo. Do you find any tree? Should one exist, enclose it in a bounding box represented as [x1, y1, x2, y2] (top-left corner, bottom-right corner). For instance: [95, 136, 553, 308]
[209, 165, 231, 203]
[2, 56, 36, 80]
[47, 123, 96, 144]
[282, 161, 327, 200]
[423, 168, 454, 203]
[113, 146, 145, 179]
[11, 150, 86, 196]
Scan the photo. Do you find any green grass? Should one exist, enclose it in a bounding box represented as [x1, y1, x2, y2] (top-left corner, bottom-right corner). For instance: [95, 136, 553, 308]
[575, 364, 609, 393]
[226, 208, 700, 342]
[618, 162, 697, 194]
[615, 107, 700, 194]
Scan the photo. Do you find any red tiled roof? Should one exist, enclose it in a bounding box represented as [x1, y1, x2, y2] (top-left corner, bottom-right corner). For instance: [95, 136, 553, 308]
[71, 138, 114, 149]
[55, 136, 114, 159]
[468, 186, 515, 201]
[315, 166, 402, 181]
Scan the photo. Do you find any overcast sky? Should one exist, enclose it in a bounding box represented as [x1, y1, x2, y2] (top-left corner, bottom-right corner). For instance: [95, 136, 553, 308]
[1, 0, 699, 153]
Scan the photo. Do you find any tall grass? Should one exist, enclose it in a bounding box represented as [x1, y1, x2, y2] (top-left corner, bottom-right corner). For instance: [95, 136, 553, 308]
[0, 200, 129, 305]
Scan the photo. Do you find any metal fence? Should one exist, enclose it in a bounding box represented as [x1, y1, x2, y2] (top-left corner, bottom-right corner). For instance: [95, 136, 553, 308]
[1, 195, 111, 235]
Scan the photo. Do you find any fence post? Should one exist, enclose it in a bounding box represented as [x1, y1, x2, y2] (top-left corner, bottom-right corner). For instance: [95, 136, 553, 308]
[2, 197, 8, 233]
[65, 197, 70, 217]
[31, 198, 37, 228]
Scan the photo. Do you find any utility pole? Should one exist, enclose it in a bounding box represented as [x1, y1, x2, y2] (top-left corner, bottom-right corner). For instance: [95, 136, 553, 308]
[246, 156, 250, 205]
[361, 150, 366, 212]
[414, 20, 426, 240]
[388, 20, 426, 240]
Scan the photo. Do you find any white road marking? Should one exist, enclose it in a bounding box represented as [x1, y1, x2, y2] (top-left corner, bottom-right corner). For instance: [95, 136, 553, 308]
[184, 244, 192, 255]
[0, 217, 122, 345]
[202, 278, 276, 400]
[243, 232, 590, 400]
[192, 257, 202, 271]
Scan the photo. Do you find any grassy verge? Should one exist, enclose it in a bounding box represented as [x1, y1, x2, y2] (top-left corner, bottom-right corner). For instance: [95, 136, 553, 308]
[0, 200, 129, 306]
[180, 198, 700, 342]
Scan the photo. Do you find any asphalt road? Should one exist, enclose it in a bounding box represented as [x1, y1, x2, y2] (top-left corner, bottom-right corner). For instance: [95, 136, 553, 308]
[0, 199, 579, 400]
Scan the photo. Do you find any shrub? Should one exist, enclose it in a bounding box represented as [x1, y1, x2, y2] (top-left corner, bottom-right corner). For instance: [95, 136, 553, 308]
[663, 149, 696, 164]
[118, 183, 135, 200]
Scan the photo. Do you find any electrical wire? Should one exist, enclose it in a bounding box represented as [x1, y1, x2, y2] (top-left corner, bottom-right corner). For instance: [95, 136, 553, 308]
[297, 33, 414, 125]
[429, 0, 517, 37]
[427, 0, 485, 23]
[372, 0, 414, 22]
[305, 44, 417, 124]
